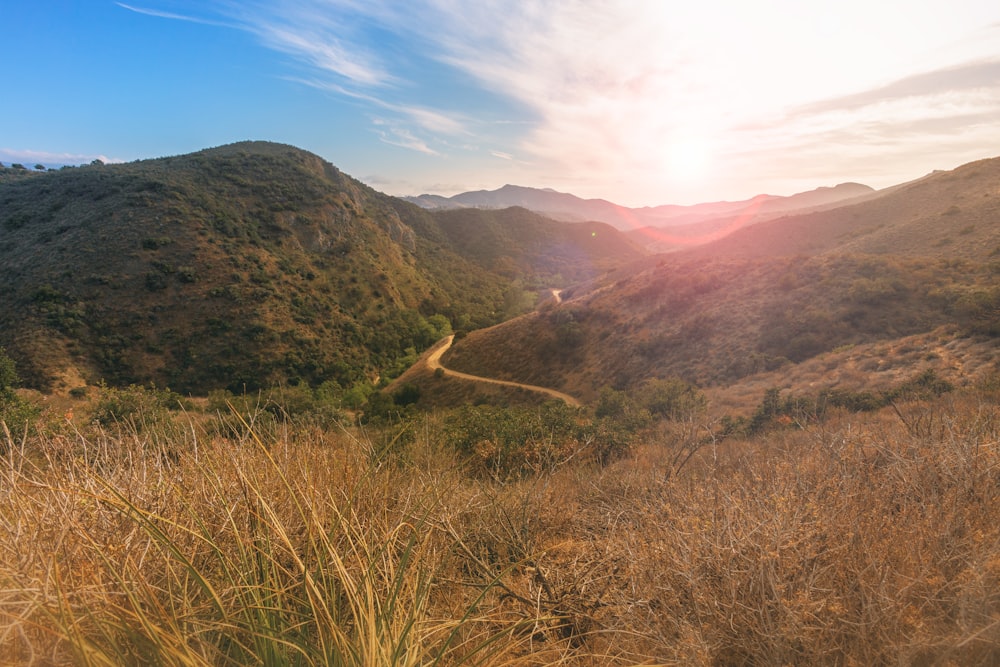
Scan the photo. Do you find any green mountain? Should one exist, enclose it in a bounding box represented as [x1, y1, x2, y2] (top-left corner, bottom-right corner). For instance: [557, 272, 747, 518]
[0, 142, 644, 394]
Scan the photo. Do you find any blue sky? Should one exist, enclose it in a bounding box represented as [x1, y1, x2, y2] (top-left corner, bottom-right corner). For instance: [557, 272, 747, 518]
[3, 1, 1000, 205]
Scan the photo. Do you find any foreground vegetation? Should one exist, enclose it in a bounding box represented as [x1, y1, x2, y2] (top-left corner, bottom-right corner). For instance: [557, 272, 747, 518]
[2, 373, 999, 665]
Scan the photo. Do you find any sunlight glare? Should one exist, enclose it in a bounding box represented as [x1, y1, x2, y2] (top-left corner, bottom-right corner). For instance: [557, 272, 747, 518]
[666, 135, 712, 183]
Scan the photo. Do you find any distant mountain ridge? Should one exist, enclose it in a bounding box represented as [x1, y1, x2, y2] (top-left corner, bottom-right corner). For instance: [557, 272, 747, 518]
[404, 182, 875, 232]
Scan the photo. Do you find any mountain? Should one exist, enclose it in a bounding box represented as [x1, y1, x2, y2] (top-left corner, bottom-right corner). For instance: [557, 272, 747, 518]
[404, 182, 874, 235]
[629, 182, 878, 251]
[432, 206, 645, 282]
[0, 142, 643, 394]
[678, 156, 1000, 261]
[399, 193, 465, 210]
[406, 184, 638, 227]
[429, 156, 1000, 403]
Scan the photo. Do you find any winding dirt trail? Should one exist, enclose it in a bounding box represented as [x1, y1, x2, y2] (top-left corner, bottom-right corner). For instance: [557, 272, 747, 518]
[426, 334, 582, 407]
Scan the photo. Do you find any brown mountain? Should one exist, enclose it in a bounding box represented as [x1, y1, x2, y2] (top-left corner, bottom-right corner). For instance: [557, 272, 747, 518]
[433, 156, 1000, 403]
[679, 156, 1000, 261]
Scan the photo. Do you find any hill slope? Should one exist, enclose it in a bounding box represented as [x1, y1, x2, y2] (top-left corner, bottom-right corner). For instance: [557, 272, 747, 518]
[0, 142, 643, 393]
[431, 206, 645, 283]
[437, 157, 1000, 402]
[680, 157, 1000, 261]
[0, 143, 487, 392]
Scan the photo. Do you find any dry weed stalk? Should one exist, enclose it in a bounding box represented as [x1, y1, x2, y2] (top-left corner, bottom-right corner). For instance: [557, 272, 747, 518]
[1, 387, 998, 664]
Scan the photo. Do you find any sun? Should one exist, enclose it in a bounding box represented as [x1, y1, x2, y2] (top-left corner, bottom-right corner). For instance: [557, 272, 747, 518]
[665, 136, 713, 182]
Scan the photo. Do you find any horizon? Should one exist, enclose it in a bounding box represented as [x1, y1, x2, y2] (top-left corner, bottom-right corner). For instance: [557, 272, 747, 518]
[3, 2, 1000, 207]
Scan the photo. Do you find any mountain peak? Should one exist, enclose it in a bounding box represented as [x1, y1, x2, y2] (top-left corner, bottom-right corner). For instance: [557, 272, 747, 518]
[406, 181, 876, 232]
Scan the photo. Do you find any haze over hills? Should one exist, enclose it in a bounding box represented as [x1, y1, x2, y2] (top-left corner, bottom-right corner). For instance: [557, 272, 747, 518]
[0, 142, 644, 394]
[404, 181, 875, 236]
[429, 156, 1000, 404]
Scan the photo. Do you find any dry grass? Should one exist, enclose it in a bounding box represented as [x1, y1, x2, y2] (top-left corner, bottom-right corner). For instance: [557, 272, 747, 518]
[2, 386, 1000, 665]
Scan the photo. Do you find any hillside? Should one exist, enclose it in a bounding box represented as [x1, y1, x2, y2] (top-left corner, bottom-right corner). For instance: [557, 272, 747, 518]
[630, 182, 879, 251]
[0, 143, 482, 393]
[431, 206, 645, 283]
[678, 156, 1000, 261]
[435, 157, 1000, 402]
[0, 142, 642, 394]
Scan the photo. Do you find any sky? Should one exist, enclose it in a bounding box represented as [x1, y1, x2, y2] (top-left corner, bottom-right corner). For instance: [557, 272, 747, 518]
[3, 1, 1000, 206]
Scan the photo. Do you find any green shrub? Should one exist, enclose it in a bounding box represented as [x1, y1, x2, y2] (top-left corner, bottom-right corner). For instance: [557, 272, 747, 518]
[141, 236, 173, 249]
[0, 348, 18, 393]
[91, 383, 185, 430]
[636, 377, 706, 421]
[0, 347, 40, 438]
[594, 387, 652, 431]
[441, 402, 627, 478]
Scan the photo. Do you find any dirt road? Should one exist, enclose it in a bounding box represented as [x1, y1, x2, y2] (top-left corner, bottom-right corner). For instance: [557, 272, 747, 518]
[426, 335, 582, 407]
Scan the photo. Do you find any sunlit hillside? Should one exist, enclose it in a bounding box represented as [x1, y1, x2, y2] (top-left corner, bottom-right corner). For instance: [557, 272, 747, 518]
[436, 156, 1000, 404]
[0, 142, 643, 395]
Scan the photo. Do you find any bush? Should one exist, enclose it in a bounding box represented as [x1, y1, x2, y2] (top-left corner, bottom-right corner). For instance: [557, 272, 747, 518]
[636, 377, 706, 421]
[441, 402, 628, 478]
[0, 348, 40, 437]
[594, 387, 652, 431]
[0, 347, 18, 394]
[91, 383, 186, 430]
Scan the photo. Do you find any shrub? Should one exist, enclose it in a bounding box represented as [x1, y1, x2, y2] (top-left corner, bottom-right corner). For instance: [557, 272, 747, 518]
[144, 272, 168, 291]
[91, 383, 185, 430]
[0, 348, 40, 438]
[141, 236, 173, 249]
[636, 377, 706, 421]
[0, 347, 18, 394]
[441, 402, 626, 478]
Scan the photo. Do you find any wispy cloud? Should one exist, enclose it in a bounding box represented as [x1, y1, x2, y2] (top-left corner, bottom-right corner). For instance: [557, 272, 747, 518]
[123, 1, 1000, 203]
[372, 119, 438, 155]
[116, 3, 230, 27]
[0, 148, 122, 165]
[794, 60, 1000, 117]
[719, 58, 1000, 191]
[250, 23, 389, 87]
[289, 75, 469, 137]
[490, 150, 513, 160]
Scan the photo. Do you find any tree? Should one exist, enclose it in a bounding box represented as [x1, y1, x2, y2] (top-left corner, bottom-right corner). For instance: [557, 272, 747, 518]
[34, 163, 46, 171]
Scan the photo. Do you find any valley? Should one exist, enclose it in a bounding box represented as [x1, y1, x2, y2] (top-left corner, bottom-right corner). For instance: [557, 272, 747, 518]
[1, 142, 999, 665]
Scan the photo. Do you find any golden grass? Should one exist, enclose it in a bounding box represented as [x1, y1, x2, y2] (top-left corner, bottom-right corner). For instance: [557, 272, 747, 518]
[2, 387, 1000, 665]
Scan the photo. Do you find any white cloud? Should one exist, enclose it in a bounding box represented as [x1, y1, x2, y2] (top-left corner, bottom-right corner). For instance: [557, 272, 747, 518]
[252, 24, 388, 87]
[116, 2, 230, 27]
[141, 0, 1000, 202]
[372, 120, 439, 155]
[412, 1, 1000, 202]
[395, 106, 469, 137]
[0, 148, 122, 165]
